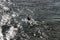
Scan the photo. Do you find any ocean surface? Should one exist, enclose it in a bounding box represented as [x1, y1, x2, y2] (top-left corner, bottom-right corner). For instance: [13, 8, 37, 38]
[0, 0, 60, 40]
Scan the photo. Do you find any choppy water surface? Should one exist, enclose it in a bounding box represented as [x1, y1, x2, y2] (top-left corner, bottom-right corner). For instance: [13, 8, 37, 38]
[0, 0, 60, 40]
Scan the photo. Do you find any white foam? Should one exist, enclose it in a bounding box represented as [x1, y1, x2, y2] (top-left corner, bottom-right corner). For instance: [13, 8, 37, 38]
[0, 27, 4, 40]
[3, 6, 9, 11]
[6, 26, 18, 40]
[12, 13, 16, 17]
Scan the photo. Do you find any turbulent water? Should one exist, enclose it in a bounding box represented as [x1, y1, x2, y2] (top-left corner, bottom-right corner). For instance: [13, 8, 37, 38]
[0, 0, 60, 40]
